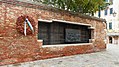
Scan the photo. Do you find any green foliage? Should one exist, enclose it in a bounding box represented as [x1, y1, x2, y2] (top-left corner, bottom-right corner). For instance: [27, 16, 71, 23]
[33, 0, 106, 15]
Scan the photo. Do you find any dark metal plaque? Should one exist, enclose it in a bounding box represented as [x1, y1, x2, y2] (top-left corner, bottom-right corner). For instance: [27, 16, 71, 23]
[65, 29, 81, 42]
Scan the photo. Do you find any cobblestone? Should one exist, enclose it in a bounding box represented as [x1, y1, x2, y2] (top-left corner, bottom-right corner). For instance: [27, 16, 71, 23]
[1, 44, 119, 67]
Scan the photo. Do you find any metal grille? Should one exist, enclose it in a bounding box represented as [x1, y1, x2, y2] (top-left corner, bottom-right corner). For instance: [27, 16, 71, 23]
[38, 22, 51, 45]
[38, 21, 91, 45]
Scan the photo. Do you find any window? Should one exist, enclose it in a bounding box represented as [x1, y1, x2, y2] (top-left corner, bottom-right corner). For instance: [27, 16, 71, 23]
[105, 0, 108, 2]
[104, 9, 108, 15]
[105, 0, 113, 3]
[98, 11, 101, 17]
[109, 22, 112, 29]
[110, 8, 113, 14]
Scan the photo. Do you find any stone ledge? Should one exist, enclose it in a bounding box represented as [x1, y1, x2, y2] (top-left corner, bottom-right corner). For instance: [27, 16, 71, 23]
[42, 43, 93, 48]
[38, 19, 92, 26]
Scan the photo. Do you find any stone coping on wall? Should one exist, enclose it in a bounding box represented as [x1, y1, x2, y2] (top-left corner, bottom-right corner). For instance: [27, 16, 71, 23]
[42, 43, 93, 48]
[0, 0, 106, 22]
[88, 27, 95, 29]
[38, 19, 92, 26]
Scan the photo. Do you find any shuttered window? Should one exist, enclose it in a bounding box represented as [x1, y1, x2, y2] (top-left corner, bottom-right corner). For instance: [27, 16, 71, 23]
[110, 8, 113, 14]
[109, 22, 112, 29]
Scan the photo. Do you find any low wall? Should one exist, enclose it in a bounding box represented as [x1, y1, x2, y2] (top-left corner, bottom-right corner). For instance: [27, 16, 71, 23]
[0, 0, 106, 65]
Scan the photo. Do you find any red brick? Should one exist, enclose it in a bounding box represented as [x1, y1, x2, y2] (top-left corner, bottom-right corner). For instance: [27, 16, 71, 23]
[0, 1, 106, 65]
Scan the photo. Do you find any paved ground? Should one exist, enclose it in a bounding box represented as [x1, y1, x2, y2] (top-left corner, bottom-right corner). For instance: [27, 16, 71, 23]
[1, 44, 119, 67]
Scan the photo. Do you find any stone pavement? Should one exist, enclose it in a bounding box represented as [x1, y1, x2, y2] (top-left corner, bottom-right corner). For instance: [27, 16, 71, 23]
[1, 44, 119, 67]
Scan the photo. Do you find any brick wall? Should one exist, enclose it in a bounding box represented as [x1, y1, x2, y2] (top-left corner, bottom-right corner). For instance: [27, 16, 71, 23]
[0, 0, 106, 65]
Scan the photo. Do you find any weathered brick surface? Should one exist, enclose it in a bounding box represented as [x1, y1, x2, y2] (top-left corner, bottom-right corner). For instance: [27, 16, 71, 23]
[0, 0, 106, 65]
[39, 44, 94, 59]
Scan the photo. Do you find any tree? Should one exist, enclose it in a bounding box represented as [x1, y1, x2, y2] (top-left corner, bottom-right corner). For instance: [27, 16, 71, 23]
[33, 0, 106, 16]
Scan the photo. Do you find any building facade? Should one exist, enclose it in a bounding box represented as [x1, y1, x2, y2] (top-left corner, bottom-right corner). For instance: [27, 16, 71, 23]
[0, 0, 106, 65]
[95, 0, 119, 44]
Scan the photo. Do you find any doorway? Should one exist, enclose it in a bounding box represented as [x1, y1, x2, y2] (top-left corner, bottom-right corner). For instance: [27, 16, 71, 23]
[109, 36, 112, 44]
